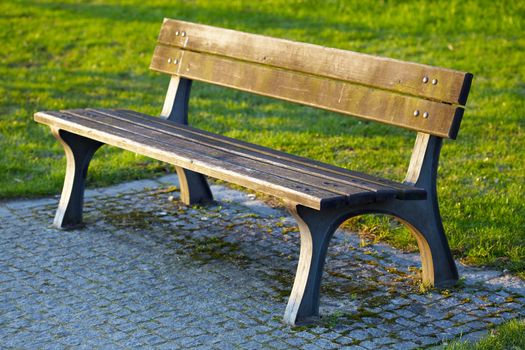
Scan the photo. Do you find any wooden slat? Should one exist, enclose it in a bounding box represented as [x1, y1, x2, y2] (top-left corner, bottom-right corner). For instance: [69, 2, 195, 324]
[150, 45, 464, 139]
[98, 110, 384, 195]
[98, 110, 426, 199]
[106, 109, 426, 200]
[157, 19, 472, 105]
[68, 109, 386, 201]
[35, 110, 373, 210]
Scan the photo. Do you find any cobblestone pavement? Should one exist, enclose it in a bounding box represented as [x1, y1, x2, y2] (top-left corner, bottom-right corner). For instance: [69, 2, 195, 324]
[1, 175, 524, 349]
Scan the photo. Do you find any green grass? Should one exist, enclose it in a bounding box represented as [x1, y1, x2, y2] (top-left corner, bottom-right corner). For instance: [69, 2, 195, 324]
[1, 1, 524, 276]
[445, 319, 525, 350]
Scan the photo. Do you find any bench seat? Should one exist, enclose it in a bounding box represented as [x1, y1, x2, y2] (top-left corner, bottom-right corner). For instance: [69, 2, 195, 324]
[35, 108, 426, 210]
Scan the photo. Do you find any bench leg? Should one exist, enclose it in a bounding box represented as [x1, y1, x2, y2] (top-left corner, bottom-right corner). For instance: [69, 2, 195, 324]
[175, 167, 213, 205]
[389, 200, 458, 288]
[51, 128, 103, 229]
[284, 204, 345, 325]
[352, 197, 458, 287]
[400, 133, 458, 287]
[282, 198, 458, 325]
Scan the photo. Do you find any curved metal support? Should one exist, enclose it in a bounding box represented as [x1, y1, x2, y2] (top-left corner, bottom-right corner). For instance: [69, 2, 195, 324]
[402, 133, 458, 286]
[51, 127, 104, 229]
[370, 200, 458, 287]
[284, 199, 458, 325]
[284, 204, 349, 325]
[284, 135, 458, 325]
[175, 166, 213, 204]
[161, 76, 213, 205]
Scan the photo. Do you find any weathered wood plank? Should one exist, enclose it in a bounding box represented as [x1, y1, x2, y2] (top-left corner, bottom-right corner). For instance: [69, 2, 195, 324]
[150, 45, 464, 139]
[157, 19, 472, 105]
[113, 109, 416, 194]
[89, 109, 398, 198]
[35, 110, 359, 210]
[59, 109, 402, 202]
[103, 108, 425, 200]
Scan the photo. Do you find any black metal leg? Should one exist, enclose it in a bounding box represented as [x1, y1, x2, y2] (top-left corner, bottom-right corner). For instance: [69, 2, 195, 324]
[283, 196, 458, 325]
[401, 133, 458, 287]
[349, 198, 458, 288]
[162, 77, 214, 205]
[175, 167, 213, 205]
[284, 204, 346, 325]
[392, 200, 458, 287]
[51, 128, 103, 229]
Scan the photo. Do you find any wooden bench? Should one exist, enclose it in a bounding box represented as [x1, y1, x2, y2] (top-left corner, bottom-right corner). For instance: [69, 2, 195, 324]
[34, 19, 473, 325]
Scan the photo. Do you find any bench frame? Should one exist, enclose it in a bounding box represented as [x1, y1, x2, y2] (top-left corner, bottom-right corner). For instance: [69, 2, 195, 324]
[40, 19, 472, 325]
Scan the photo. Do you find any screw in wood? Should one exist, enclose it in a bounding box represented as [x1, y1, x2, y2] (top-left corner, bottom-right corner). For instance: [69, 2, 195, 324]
[432, 79, 438, 85]
[422, 76, 429, 83]
[414, 110, 420, 117]
[175, 30, 180, 36]
[181, 31, 186, 37]
[423, 112, 429, 118]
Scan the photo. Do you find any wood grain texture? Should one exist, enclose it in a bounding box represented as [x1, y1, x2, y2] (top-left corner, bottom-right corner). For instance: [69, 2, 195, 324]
[150, 45, 464, 139]
[35, 111, 343, 209]
[157, 18, 472, 105]
[110, 108, 426, 199]
[77, 109, 371, 199]
[34, 109, 425, 209]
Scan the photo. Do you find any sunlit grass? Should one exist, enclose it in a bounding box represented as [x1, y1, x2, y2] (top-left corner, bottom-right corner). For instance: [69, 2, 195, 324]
[445, 319, 525, 350]
[0, 0, 523, 275]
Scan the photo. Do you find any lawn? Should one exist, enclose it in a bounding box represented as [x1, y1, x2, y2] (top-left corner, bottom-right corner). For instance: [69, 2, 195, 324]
[446, 319, 525, 350]
[0, 0, 524, 276]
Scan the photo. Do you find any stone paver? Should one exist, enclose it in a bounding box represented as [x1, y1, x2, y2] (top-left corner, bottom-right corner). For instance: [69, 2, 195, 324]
[1, 174, 524, 349]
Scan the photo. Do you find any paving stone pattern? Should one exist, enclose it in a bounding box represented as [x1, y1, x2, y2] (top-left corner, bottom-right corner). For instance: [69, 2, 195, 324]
[1, 175, 524, 349]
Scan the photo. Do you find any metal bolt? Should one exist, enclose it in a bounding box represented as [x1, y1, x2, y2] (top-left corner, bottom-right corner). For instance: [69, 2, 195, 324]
[423, 112, 429, 118]
[175, 30, 180, 36]
[181, 31, 186, 37]
[422, 76, 429, 83]
[432, 78, 438, 85]
[172, 58, 178, 65]
[414, 110, 420, 117]
[167, 58, 172, 63]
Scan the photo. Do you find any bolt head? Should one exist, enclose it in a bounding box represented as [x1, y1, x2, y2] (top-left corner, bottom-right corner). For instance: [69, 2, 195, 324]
[181, 31, 186, 37]
[167, 58, 171, 63]
[173, 58, 178, 64]
[423, 112, 429, 118]
[414, 110, 420, 117]
[175, 30, 180, 36]
[422, 76, 429, 83]
[432, 78, 438, 85]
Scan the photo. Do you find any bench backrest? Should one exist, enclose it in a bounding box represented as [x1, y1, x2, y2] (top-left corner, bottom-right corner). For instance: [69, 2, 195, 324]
[150, 19, 472, 139]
